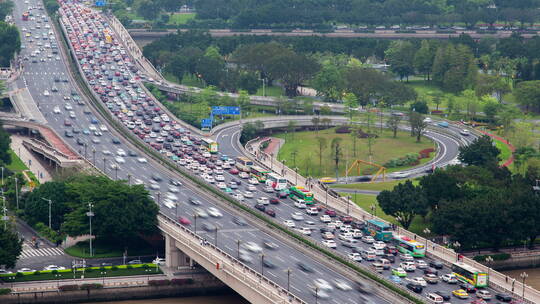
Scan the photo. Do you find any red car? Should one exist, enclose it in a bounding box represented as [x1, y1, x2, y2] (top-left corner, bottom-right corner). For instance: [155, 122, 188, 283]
[276, 191, 288, 198]
[178, 217, 191, 226]
[325, 209, 337, 217]
[340, 216, 353, 224]
[270, 198, 280, 204]
[265, 209, 276, 217]
[229, 168, 239, 175]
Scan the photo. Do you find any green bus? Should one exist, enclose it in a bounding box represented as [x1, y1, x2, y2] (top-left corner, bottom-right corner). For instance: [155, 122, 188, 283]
[363, 219, 393, 242]
[392, 235, 426, 257]
[451, 262, 489, 287]
[289, 186, 314, 204]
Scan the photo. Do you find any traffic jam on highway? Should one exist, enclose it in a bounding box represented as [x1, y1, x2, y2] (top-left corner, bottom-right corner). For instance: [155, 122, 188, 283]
[14, 0, 513, 303]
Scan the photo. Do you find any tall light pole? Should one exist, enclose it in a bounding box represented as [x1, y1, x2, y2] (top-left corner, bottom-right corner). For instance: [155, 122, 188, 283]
[1, 196, 8, 230]
[423, 228, 431, 248]
[193, 214, 198, 234]
[92, 148, 96, 164]
[285, 268, 291, 291]
[41, 198, 52, 229]
[83, 143, 88, 159]
[521, 272, 528, 300]
[346, 195, 351, 215]
[214, 227, 218, 246]
[370, 204, 376, 218]
[175, 202, 178, 218]
[13, 177, 19, 210]
[260, 253, 265, 279]
[485, 256, 494, 276]
[237, 240, 241, 258]
[294, 167, 299, 185]
[127, 173, 132, 185]
[103, 158, 107, 172]
[86, 202, 94, 257]
[1, 166, 4, 187]
[156, 192, 161, 205]
[325, 188, 328, 207]
[114, 166, 118, 180]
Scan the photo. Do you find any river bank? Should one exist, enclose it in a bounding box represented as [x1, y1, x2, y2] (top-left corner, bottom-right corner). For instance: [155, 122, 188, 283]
[82, 295, 248, 304]
[502, 268, 540, 290]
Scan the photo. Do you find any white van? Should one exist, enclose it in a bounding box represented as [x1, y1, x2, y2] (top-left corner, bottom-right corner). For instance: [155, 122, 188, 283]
[360, 249, 376, 261]
[342, 239, 359, 248]
[426, 293, 443, 303]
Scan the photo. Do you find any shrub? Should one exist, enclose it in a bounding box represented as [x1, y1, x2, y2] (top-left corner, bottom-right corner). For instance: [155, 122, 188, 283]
[148, 279, 171, 286]
[51, 270, 58, 275]
[171, 278, 186, 285]
[85, 268, 94, 273]
[58, 285, 79, 292]
[142, 264, 150, 269]
[33, 271, 41, 276]
[100, 266, 106, 271]
[80, 283, 103, 290]
[15, 272, 23, 278]
[111, 266, 118, 271]
[419, 148, 435, 159]
[126, 265, 133, 269]
[0, 288, 11, 295]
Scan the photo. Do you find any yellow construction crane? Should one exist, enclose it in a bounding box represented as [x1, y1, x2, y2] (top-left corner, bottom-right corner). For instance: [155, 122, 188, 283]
[346, 160, 386, 183]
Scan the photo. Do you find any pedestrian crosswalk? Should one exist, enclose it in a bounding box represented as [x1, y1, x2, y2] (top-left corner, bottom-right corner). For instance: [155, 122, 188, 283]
[19, 243, 65, 259]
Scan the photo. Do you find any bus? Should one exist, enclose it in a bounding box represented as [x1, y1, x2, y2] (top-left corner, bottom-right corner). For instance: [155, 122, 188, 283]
[266, 173, 288, 191]
[201, 138, 218, 154]
[363, 219, 393, 242]
[451, 262, 489, 288]
[250, 165, 271, 183]
[392, 235, 426, 257]
[22, 12, 29, 21]
[235, 157, 253, 172]
[289, 186, 314, 204]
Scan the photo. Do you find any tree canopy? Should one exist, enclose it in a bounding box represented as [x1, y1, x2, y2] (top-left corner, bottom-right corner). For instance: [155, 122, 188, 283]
[458, 135, 501, 167]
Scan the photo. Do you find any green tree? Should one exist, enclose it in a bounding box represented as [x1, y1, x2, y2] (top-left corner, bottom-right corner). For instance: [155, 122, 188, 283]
[386, 115, 402, 138]
[377, 181, 428, 229]
[414, 40, 435, 81]
[0, 1, 14, 21]
[514, 80, 540, 112]
[137, 0, 162, 20]
[236, 90, 250, 118]
[408, 112, 427, 142]
[458, 135, 500, 167]
[267, 52, 320, 97]
[331, 138, 343, 179]
[419, 169, 463, 211]
[316, 137, 327, 175]
[385, 40, 416, 81]
[311, 117, 320, 134]
[240, 121, 263, 143]
[0, 223, 22, 269]
[475, 74, 511, 102]
[0, 22, 21, 67]
[24, 181, 69, 230]
[410, 100, 429, 114]
[0, 122, 10, 165]
[311, 62, 344, 102]
[199, 86, 219, 107]
[483, 101, 500, 122]
[343, 92, 358, 121]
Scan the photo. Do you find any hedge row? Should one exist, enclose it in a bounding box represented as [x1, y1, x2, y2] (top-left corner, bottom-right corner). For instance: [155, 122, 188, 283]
[0, 288, 11, 295]
[54, 17, 423, 304]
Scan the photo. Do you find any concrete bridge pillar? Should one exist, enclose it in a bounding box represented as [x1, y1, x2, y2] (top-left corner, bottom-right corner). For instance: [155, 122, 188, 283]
[165, 234, 180, 269]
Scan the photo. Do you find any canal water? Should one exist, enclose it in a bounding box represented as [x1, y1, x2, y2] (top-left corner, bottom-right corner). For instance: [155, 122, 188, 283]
[502, 268, 540, 290]
[82, 295, 249, 304]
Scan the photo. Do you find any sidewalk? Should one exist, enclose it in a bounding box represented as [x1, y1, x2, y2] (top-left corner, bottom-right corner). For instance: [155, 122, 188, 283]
[9, 133, 52, 183]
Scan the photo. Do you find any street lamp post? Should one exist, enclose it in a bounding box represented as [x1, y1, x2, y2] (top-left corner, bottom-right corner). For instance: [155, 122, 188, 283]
[41, 198, 53, 229]
[485, 256, 494, 276]
[520, 272, 528, 300]
[83, 143, 88, 159]
[13, 177, 19, 210]
[1, 166, 4, 187]
[214, 228, 218, 246]
[1, 196, 8, 230]
[237, 240, 241, 258]
[92, 148, 96, 164]
[346, 195, 351, 215]
[175, 202, 178, 218]
[260, 253, 265, 278]
[114, 166, 118, 180]
[453, 241, 461, 261]
[156, 192, 161, 205]
[315, 287, 319, 304]
[285, 268, 291, 291]
[86, 202, 94, 257]
[270, 153, 274, 171]
[127, 173, 132, 185]
[370, 204, 375, 218]
[193, 214, 198, 234]
[294, 167, 299, 185]
[423, 228, 431, 248]
[103, 158, 107, 172]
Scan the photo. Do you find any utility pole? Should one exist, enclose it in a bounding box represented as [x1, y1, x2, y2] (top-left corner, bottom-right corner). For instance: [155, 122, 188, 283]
[41, 198, 53, 229]
[86, 202, 95, 257]
[14, 177, 19, 210]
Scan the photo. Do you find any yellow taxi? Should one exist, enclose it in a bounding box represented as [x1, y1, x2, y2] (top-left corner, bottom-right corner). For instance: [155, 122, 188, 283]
[452, 289, 469, 299]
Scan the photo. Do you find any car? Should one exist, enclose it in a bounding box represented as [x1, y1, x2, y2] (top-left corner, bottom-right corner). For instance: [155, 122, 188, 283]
[423, 273, 439, 284]
[333, 279, 352, 291]
[17, 268, 36, 273]
[406, 282, 423, 293]
[44, 265, 66, 271]
[393, 171, 410, 179]
[254, 203, 266, 211]
[231, 215, 248, 225]
[269, 198, 280, 204]
[441, 273, 458, 284]
[416, 259, 428, 269]
[407, 277, 427, 287]
[423, 117, 433, 123]
[476, 289, 492, 300]
[320, 214, 331, 223]
[437, 121, 449, 128]
[460, 129, 470, 136]
[262, 259, 276, 269]
[189, 198, 202, 205]
[425, 293, 444, 303]
[389, 275, 402, 285]
[243, 191, 254, 198]
[400, 262, 416, 272]
[115, 156, 125, 164]
[238, 249, 252, 263]
[325, 209, 337, 217]
[384, 245, 398, 255]
[262, 240, 279, 250]
[348, 252, 362, 262]
[243, 241, 262, 253]
[152, 258, 166, 265]
[284, 220, 295, 228]
[193, 208, 208, 218]
[207, 207, 223, 218]
[423, 267, 438, 275]
[178, 217, 191, 226]
[322, 239, 337, 248]
[429, 260, 444, 269]
[276, 191, 288, 198]
[399, 253, 414, 261]
[265, 209, 276, 217]
[494, 293, 512, 302]
[202, 223, 216, 231]
[291, 212, 304, 221]
[459, 281, 477, 293]
[248, 178, 259, 185]
[391, 267, 407, 277]
[127, 260, 142, 265]
[313, 278, 333, 291]
[452, 289, 469, 299]
[239, 172, 249, 179]
[229, 168, 239, 174]
[257, 197, 269, 205]
[297, 262, 314, 273]
[361, 235, 375, 244]
[372, 241, 386, 250]
[434, 290, 451, 301]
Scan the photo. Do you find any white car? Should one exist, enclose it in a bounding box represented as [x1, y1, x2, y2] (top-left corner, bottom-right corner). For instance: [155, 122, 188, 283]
[234, 193, 245, 201]
[400, 253, 414, 261]
[99, 125, 108, 132]
[243, 191, 254, 198]
[264, 186, 274, 193]
[320, 214, 331, 223]
[314, 278, 334, 291]
[400, 262, 416, 272]
[115, 156, 125, 164]
[441, 273, 458, 284]
[348, 252, 362, 262]
[44, 265, 65, 271]
[17, 268, 36, 273]
[215, 175, 225, 182]
[416, 259, 428, 269]
[243, 241, 262, 253]
[102, 150, 112, 155]
[284, 220, 296, 228]
[393, 171, 410, 179]
[333, 279, 352, 291]
[460, 129, 470, 136]
[291, 212, 304, 221]
[407, 277, 427, 287]
[152, 258, 166, 265]
[207, 207, 223, 218]
[294, 200, 307, 209]
[373, 241, 386, 250]
[257, 197, 269, 205]
[423, 117, 433, 123]
[362, 235, 375, 244]
[322, 240, 337, 249]
[338, 233, 353, 241]
[43, 90, 50, 96]
[217, 182, 227, 190]
[248, 178, 259, 185]
[89, 125, 97, 131]
[116, 149, 126, 156]
[247, 185, 256, 191]
[239, 172, 249, 179]
[193, 207, 208, 218]
[168, 186, 179, 193]
[53, 106, 61, 114]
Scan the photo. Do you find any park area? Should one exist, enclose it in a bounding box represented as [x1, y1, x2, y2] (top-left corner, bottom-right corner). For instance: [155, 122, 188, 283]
[275, 127, 436, 178]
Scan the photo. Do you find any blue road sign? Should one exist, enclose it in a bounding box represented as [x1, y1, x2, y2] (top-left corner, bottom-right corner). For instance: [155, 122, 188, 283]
[201, 118, 213, 129]
[95, 1, 107, 7]
[211, 106, 240, 115]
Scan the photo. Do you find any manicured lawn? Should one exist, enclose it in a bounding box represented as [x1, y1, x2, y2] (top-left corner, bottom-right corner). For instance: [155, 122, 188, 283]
[343, 192, 429, 235]
[331, 178, 418, 192]
[0, 264, 161, 283]
[65, 240, 158, 259]
[256, 86, 284, 97]
[7, 149, 29, 172]
[275, 128, 436, 178]
[168, 13, 196, 25]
